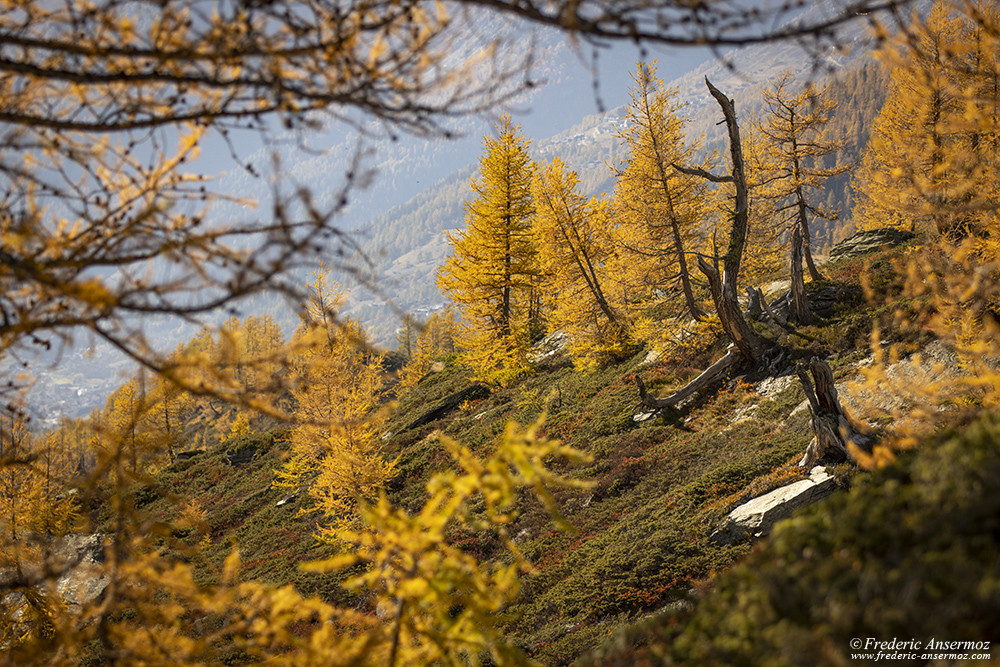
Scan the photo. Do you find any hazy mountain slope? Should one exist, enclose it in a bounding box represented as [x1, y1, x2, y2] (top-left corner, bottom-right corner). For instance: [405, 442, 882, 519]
[340, 4, 888, 344]
[21, 0, 903, 416]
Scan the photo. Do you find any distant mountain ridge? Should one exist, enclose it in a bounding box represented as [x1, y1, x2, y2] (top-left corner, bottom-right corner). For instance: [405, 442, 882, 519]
[22, 0, 902, 417]
[342, 0, 886, 344]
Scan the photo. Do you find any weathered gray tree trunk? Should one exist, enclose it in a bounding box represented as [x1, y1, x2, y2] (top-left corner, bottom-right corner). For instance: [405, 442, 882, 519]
[635, 78, 769, 409]
[636, 347, 739, 409]
[796, 359, 868, 467]
[744, 286, 762, 320]
[789, 226, 816, 325]
[674, 78, 767, 363]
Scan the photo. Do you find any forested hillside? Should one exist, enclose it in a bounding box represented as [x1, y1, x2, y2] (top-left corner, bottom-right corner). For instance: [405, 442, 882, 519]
[3, 0, 1000, 665]
[344, 58, 890, 345]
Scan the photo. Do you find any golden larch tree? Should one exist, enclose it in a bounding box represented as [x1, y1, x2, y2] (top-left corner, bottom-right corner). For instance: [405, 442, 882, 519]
[533, 158, 629, 366]
[852, 0, 972, 236]
[437, 114, 539, 383]
[755, 71, 849, 283]
[282, 270, 394, 539]
[612, 61, 712, 323]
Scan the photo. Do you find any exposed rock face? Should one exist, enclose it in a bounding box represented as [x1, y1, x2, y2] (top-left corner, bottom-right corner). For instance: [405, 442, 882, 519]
[225, 442, 262, 465]
[51, 533, 109, 608]
[828, 227, 915, 262]
[1, 533, 109, 611]
[758, 285, 863, 323]
[710, 467, 836, 545]
[528, 330, 569, 365]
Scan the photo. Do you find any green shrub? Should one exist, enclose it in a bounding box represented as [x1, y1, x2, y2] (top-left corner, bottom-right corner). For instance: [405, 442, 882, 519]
[587, 412, 1000, 665]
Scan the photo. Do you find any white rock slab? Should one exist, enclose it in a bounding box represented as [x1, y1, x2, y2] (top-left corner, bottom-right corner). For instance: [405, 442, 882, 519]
[710, 466, 836, 544]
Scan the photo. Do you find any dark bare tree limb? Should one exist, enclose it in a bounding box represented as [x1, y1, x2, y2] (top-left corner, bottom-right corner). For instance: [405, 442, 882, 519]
[636, 349, 740, 410]
[756, 287, 819, 342]
[671, 163, 733, 183]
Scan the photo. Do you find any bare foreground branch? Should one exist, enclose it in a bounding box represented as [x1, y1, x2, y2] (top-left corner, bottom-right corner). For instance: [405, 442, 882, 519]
[0, 0, 910, 407]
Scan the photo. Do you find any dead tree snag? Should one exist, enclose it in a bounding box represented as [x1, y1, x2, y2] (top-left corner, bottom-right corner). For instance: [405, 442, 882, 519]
[796, 359, 868, 467]
[636, 78, 773, 410]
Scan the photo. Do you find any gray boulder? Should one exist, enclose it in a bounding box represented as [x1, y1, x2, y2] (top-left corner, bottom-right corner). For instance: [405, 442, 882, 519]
[710, 466, 837, 545]
[0, 533, 109, 611]
[51, 533, 109, 608]
[828, 227, 915, 262]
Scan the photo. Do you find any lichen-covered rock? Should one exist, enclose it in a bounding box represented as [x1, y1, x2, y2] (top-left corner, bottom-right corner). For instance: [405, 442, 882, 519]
[0, 533, 109, 613]
[528, 330, 569, 364]
[50, 533, 109, 608]
[710, 467, 836, 544]
[828, 227, 915, 262]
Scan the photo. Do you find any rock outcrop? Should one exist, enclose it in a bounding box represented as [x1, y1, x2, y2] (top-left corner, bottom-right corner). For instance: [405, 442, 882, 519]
[828, 227, 915, 262]
[710, 467, 836, 544]
[752, 285, 862, 325]
[1, 533, 109, 610]
[528, 330, 569, 365]
[51, 533, 109, 608]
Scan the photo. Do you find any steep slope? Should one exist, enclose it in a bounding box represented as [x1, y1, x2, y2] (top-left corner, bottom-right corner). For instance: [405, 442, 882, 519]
[123, 238, 933, 665]
[586, 413, 1000, 666]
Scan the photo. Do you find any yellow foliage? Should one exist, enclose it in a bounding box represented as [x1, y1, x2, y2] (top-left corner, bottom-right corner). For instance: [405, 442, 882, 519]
[437, 114, 539, 384]
[397, 308, 459, 391]
[223, 411, 251, 442]
[534, 158, 631, 367]
[288, 269, 396, 538]
[854, 0, 1000, 237]
[610, 61, 713, 326]
[306, 412, 591, 665]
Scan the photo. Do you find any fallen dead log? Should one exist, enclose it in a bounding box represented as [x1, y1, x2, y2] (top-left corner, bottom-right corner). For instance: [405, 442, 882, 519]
[796, 359, 868, 467]
[402, 383, 490, 431]
[636, 348, 740, 410]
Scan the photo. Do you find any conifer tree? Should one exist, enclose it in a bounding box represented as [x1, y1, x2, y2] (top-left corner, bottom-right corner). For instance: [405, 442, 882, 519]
[397, 309, 460, 390]
[756, 71, 849, 283]
[612, 61, 711, 322]
[285, 270, 394, 538]
[852, 1, 971, 235]
[147, 356, 193, 464]
[437, 114, 538, 383]
[534, 158, 628, 365]
[395, 317, 418, 361]
[107, 379, 145, 474]
[0, 411, 32, 541]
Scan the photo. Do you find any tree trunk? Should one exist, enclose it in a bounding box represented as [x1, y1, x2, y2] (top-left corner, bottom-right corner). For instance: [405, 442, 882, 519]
[757, 286, 787, 327]
[698, 256, 766, 361]
[635, 78, 769, 410]
[789, 227, 815, 324]
[668, 209, 704, 322]
[796, 359, 868, 467]
[636, 348, 739, 409]
[697, 77, 766, 363]
[792, 151, 823, 281]
[745, 286, 762, 320]
[799, 211, 823, 282]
